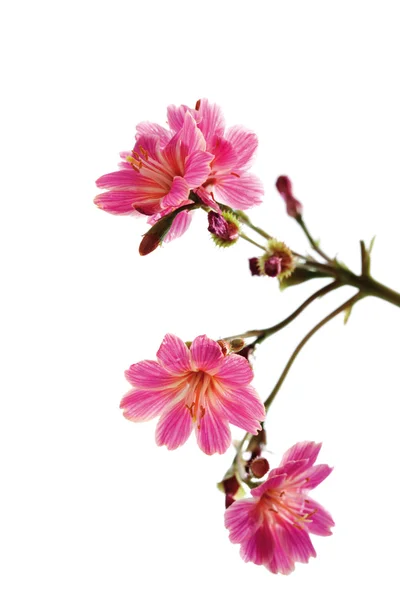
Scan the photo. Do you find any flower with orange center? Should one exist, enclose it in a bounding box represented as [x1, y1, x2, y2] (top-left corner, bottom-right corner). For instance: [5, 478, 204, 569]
[120, 334, 265, 455]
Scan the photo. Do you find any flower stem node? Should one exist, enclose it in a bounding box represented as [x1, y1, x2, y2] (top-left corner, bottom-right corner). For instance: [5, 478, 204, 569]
[208, 211, 240, 248]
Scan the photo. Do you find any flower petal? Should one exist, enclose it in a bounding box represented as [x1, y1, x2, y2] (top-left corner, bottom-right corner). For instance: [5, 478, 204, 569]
[239, 522, 274, 567]
[167, 103, 198, 132]
[164, 210, 194, 242]
[161, 177, 190, 209]
[226, 126, 258, 170]
[156, 334, 191, 374]
[135, 121, 172, 146]
[251, 473, 288, 497]
[209, 136, 237, 172]
[273, 519, 316, 568]
[301, 464, 333, 490]
[94, 190, 136, 214]
[280, 441, 322, 467]
[125, 360, 176, 389]
[225, 498, 261, 543]
[197, 98, 225, 143]
[195, 405, 231, 455]
[190, 335, 223, 372]
[219, 386, 265, 435]
[214, 172, 264, 209]
[215, 353, 254, 386]
[184, 151, 213, 188]
[304, 499, 335, 536]
[120, 388, 175, 422]
[155, 401, 193, 450]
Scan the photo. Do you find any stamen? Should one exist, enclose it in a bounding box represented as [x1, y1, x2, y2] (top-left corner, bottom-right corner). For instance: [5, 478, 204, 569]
[200, 406, 206, 419]
[268, 508, 278, 513]
[195, 99, 201, 111]
[139, 145, 149, 160]
[231, 172, 240, 178]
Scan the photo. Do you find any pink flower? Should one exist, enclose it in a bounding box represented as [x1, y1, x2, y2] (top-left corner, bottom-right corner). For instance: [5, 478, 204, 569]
[225, 441, 334, 574]
[95, 112, 213, 222]
[167, 98, 264, 211]
[275, 175, 303, 218]
[120, 334, 265, 455]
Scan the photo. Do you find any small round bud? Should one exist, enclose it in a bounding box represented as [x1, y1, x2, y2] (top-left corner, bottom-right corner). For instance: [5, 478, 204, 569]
[208, 211, 240, 248]
[250, 457, 270, 478]
[249, 257, 263, 276]
[264, 256, 282, 277]
[229, 338, 246, 353]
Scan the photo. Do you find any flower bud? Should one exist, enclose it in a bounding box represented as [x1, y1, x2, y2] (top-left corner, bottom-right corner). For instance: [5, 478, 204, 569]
[139, 212, 176, 255]
[208, 211, 240, 248]
[264, 256, 282, 277]
[249, 257, 263, 276]
[276, 175, 303, 218]
[249, 240, 295, 280]
[229, 338, 245, 353]
[250, 457, 270, 478]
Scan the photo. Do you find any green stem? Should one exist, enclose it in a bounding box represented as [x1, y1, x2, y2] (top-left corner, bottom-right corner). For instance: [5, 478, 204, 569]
[226, 280, 341, 344]
[238, 232, 266, 251]
[264, 291, 363, 413]
[296, 215, 333, 263]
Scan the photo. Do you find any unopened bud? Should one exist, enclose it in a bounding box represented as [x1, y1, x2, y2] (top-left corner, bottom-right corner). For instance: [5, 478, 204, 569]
[249, 257, 263, 276]
[139, 212, 176, 256]
[264, 256, 282, 277]
[250, 457, 270, 478]
[208, 211, 239, 247]
[229, 338, 245, 353]
[275, 175, 303, 218]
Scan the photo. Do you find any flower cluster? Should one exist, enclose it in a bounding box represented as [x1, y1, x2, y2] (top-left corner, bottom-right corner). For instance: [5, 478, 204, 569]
[94, 99, 345, 576]
[95, 99, 263, 251]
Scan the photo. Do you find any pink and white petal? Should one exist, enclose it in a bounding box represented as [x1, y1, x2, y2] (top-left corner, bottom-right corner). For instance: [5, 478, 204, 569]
[190, 335, 223, 373]
[155, 401, 193, 450]
[300, 464, 333, 490]
[120, 387, 175, 422]
[213, 172, 264, 209]
[194, 187, 220, 211]
[184, 151, 213, 188]
[161, 176, 190, 209]
[265, 525, 296, 575]
[167, 104, 198, 132]
[215, 353, 254, 386]
[94, 190, 137, 214]
[125, 360, 177, 389]
[303, 499, 335, 536]
[210, 137, 238, 173]
[164, 210, 193, 242]
[96, 169, 138, 189]
[239, 523, 274, 567]
[197, 98, 225, 144]
[133, 134, 163, 162]
[180, 111, 207, 154]
[219, 387, 265, 435]
[156, 334, 191, 374]
[195, 405, 231, 455]
[224, 498, 261, 543]
[251, 473, 288, 497]
[225, 125, 258, 169]
[280, 441, 322, 467]
[135, 121, 172, 147]
[275, 519, 316, 565]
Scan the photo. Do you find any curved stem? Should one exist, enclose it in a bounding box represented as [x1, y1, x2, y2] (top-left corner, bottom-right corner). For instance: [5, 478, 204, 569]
[264, 291, 364, 412]
[226, 280, 341, 344]
[296, 216, 333, 263]
[238, 232, 266, 251]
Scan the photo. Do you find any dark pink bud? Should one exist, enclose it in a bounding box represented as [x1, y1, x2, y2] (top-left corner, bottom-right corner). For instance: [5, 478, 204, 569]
[208, 211, 239, 242]
[249, 257, 262, 276]
[264, 256, 282, 277]
[275, 175, 303, 218]
[222, 475, 240, 497]
[250, 457, 270, 478]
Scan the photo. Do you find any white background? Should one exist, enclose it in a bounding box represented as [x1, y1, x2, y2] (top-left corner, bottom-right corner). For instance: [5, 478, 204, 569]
[1, 1, 400, 598]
